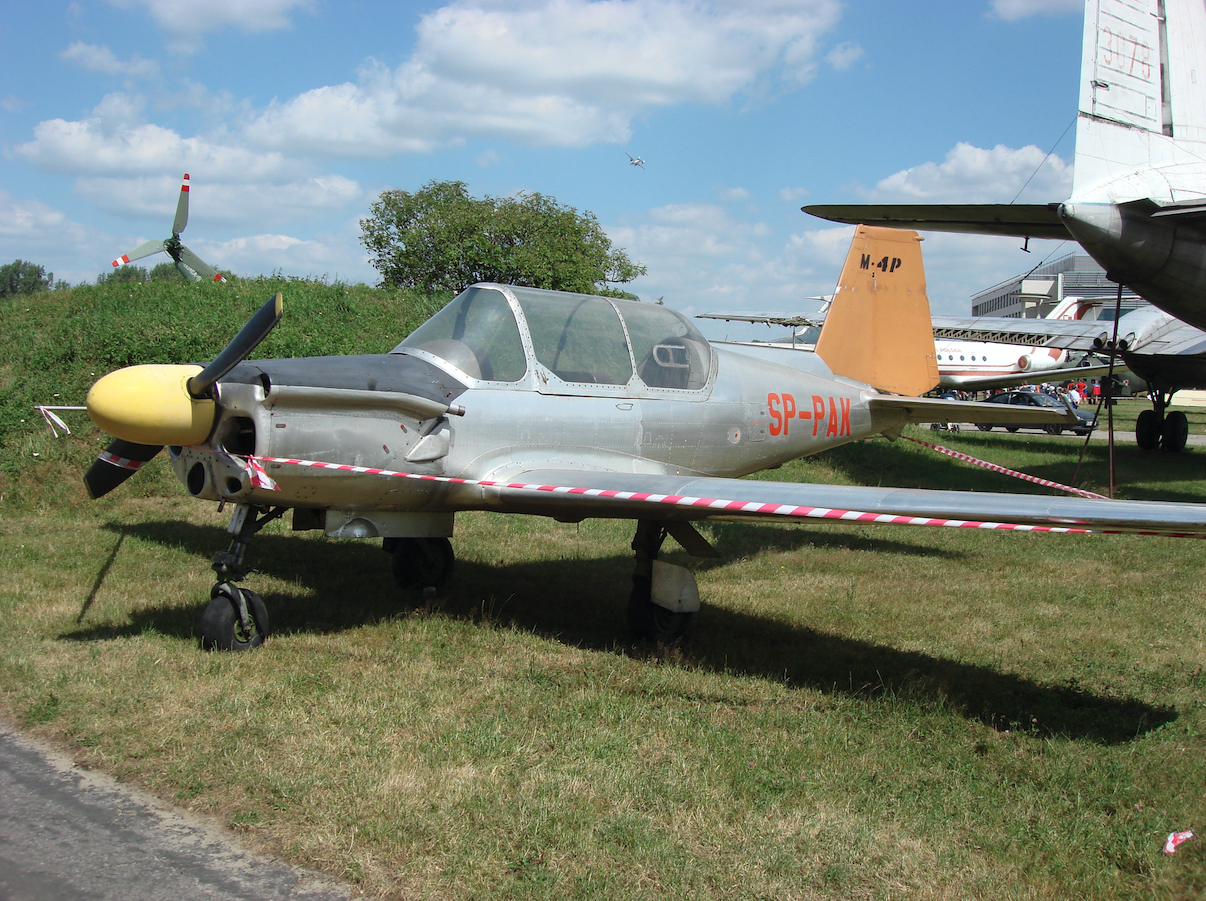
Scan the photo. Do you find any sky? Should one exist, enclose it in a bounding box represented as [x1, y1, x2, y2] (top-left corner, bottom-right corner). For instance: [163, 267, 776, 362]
[0, 0, 1087, 341]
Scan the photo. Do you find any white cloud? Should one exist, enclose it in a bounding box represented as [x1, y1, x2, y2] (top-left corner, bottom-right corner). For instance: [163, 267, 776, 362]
[0, 190, 115, 284]
[866, 142, 1072, 203]
[105, 0, 314, 35]
[987, 0, 1081, 20]
[779, 186, 808, 202]
[242, 0, 844, 156]
[825, 41, 863, 70]
[77, 174, 363, 227]
[16, 104, 299, 181]
[718, 186, 750, 202]
[60, 42, 160, 79]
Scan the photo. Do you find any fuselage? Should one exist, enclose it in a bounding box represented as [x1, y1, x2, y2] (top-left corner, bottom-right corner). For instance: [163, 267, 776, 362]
[167, 286, 880, 522]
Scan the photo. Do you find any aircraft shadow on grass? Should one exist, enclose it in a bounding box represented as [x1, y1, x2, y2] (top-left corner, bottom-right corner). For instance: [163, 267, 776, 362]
[60, 518, 1176, 746]
[834, 433, 1206, 503]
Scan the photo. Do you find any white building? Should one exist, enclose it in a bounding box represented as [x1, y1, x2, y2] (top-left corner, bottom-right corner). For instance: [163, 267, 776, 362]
[971, 253, 1146, 319]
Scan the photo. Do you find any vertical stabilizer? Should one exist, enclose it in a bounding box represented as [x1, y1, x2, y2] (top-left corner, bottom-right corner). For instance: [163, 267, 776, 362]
[1073, 0, 1206, 200]
[814, 226, 938, 397]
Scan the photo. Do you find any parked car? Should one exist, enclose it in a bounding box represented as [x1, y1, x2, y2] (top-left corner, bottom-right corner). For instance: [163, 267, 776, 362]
[974, 390, 1096, 436]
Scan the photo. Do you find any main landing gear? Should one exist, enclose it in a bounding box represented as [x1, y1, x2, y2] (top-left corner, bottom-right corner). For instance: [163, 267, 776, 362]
[1135, 390, 1188, 453]
[628, 520, 711, 643]
[385, 537, 456, 590]
[200, 504, 284, 651]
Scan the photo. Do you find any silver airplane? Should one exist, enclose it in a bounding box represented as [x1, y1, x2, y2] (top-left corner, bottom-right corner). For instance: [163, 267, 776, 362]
[81, 227, 1206, 652]
[111, 174, 227, 283]
[804, 0, 1206, 409]
[626, 153, 646, 169]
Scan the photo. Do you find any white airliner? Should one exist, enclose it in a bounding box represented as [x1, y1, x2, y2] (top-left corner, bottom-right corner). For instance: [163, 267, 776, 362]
[698, 295, 1113, 391]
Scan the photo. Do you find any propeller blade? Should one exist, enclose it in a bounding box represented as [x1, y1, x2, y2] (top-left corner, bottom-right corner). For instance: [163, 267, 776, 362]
[177, 243, 226, 283]
[112, 239, 167, 268]
[83, 440, 162, 499]
[173, 173, 190, 235]
[187, 293, 283, 398]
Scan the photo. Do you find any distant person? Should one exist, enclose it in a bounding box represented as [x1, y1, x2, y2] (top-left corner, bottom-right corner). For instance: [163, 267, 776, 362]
[1068, 386, 1081, 406]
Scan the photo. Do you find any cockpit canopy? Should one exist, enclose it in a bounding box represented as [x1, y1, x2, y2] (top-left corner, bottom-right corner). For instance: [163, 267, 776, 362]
[395, 284, 712, 391]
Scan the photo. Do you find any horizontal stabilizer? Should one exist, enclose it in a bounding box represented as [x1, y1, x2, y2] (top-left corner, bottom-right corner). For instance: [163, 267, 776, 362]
[804, 204, 1068, 240]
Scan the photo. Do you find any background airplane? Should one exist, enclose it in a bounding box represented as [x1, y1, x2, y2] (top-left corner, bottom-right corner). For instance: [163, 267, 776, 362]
[699, 295, 1116, 391]
[626, 153, 646, 169]
[83, 226, 1206, 655]
[110, 174, 227, 283]
[804, 0, 1206, 334]
[931, 301, 1206, 451]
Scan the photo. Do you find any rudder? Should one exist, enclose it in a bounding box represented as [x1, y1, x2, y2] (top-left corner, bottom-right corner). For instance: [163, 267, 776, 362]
[814, 226, 938, 396]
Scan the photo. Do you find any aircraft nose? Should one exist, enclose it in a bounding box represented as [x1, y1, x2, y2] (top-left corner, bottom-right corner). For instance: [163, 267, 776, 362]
[86, 364, 215, 446]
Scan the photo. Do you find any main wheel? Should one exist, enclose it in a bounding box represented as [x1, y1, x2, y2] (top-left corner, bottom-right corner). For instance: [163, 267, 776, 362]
[976, 424, 993, 432]
[627, 579, 692, 643]
[392, 537, 455, 589]
[1136, 409, 1162, 451]
[1162, 410, 1189, 453]
[200, 585, 269, 651]
[1005, 426, 1020, 433]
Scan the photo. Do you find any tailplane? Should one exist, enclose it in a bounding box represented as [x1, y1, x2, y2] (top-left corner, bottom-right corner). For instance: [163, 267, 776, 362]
[814, 226, 938, 396]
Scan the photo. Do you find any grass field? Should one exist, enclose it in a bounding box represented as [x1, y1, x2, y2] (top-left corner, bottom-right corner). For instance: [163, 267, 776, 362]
[1, 282, 1205, 899]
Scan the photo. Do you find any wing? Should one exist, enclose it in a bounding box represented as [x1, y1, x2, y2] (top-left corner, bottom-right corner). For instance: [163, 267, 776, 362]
[477, 469, 1206, 537]
[697, 311, 822, 327]
[940, 363, 1120, 393]
[931, 315, 1107, 351]
[803, 203, 1069, 240]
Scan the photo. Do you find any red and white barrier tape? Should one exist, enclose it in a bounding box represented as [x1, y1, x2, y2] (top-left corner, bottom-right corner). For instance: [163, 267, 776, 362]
[904, 436, 1107, 500]
[251, 454, 1103, 536]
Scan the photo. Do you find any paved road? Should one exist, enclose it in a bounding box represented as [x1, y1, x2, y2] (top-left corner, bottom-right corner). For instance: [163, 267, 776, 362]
[0, 724, 356, 901]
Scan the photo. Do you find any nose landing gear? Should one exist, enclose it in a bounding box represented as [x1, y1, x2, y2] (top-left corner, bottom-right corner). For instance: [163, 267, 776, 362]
[199, 504, 285, 651]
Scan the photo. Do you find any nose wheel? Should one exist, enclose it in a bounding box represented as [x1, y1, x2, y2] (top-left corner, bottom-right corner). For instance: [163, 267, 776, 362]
[201, 583, 269, 651]
[201, 504, 284, 651]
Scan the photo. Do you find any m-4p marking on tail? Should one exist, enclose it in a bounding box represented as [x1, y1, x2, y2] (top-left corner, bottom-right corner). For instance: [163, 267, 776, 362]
[860, 254, 903, 273]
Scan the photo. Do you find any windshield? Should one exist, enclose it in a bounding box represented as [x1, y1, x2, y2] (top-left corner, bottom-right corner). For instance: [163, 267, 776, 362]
[396, 286, 527, 381]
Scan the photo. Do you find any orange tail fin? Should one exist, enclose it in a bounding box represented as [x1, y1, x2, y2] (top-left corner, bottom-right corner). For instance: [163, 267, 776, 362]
[813, 225, 938, 397]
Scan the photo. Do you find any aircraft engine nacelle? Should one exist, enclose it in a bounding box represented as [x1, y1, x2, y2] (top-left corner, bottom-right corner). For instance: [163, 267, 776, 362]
[1016, 351, 1064, 373]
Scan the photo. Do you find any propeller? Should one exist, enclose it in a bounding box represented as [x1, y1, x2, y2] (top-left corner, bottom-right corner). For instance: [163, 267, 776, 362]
[84, 293, 283, 498]
[110, 174, 227, 283]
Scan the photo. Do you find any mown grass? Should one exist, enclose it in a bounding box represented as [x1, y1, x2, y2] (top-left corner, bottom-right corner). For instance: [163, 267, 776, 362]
[1, 282, 1205, 899]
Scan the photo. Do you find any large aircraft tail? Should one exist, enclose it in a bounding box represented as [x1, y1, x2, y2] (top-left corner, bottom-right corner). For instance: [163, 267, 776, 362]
[1072, 0, 1206, 201]
[814, 226, 938, 396]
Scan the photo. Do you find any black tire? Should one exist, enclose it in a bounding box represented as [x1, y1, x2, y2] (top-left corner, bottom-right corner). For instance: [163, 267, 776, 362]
[201, 585, 269, 651]
[976, 424, 993, 432]
[1043, 424, 1062, 436]
[1005, 426, 1020, 433]
[1162, 410, 1189, 453]
[1136, 409, 1162, 451]
[627, 579, 692, 643]
[392, 537, 455, 589]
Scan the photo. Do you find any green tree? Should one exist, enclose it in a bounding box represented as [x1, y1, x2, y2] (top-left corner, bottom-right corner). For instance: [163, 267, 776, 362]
[0, 260, 55, 297]
[360, 180, 645, 296]
[97, 265, 148, 285]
